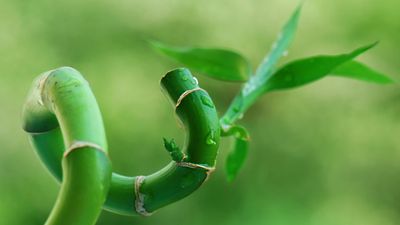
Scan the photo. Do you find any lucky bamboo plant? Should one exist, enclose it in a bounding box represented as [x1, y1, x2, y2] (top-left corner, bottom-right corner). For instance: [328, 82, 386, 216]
[23, 67, 219, 225]
[150, 6, 394, 181]
[22, 5, 392, 225]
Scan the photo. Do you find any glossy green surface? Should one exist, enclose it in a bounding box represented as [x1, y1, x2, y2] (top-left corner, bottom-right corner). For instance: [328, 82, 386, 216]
[46, 150, 111, 225]
[3, 1, 400, 224]
[332, 60, 394, 84]
[23, 67, 112, 225]
[222, 125, 250, 181]
[29, 127, 64, 181]
[153, 7, 393, 182]
[26, 68, 220, 216]
[264, 43, 379, 92]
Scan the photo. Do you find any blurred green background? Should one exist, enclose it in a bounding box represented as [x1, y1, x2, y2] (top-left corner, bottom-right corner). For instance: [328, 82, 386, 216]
[1, 0, 400, 224]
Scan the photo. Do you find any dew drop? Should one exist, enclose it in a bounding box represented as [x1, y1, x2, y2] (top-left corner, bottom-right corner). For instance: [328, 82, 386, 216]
[243, 77, 258, 96]
[181, 75, 188, 81]
[271, 43, 277, 50]
[192, 77, 199, 85]
[221, 123, 231, 132]
[201, 95, 214, 108]
[206, 130, 217, 145]
[283, 51, 289, 57]
[243, 84, 255, 96]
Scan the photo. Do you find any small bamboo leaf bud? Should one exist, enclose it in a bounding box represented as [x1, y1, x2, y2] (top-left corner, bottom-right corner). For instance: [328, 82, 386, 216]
[163, 138, 185, 162]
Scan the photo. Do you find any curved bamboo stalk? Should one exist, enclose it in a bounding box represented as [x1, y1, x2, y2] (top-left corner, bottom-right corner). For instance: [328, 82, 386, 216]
[22, 67, 112, 225]
[24, 68, 220, 216]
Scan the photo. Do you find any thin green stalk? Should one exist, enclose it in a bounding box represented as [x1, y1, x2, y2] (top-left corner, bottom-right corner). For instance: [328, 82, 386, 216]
[25, 68, 220, 216]
[22, 67, 111, 225]
[220, 77, 264, 129]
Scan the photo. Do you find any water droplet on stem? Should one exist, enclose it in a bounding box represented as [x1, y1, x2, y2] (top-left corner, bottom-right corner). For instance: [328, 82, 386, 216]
[206, 130, 217, 145]
[192, 77, 199, 85]
[201, 95, 214, 108]
[180, 71, 188, 81]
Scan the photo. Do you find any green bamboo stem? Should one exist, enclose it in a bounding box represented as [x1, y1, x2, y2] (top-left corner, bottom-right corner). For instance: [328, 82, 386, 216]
[22, 67, 112, 225]
[25, 68, 220, 216]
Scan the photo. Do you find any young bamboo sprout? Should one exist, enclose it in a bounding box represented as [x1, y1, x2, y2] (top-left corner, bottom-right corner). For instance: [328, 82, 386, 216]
[23, 67, 220, 218]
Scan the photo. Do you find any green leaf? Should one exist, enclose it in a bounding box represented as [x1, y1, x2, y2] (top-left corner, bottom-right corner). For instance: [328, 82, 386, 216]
[226, 138, 249, 182]
[224, 125, 250, 182]
[150, 40, 251, 82]
[255, 6, 301, 80]
[265, 43, 379, 92]
[332, 60, 394, 84]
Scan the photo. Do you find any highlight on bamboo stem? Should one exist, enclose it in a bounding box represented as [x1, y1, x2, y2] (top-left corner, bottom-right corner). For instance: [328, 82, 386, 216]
[23, 67, 221, 219]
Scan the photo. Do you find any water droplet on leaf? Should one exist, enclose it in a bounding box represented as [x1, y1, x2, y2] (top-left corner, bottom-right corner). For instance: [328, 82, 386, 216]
[206, 130, 217, 145]
[283, 51, 289, 57]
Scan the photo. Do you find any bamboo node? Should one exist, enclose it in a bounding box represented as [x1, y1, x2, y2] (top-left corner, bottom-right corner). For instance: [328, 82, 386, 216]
[175, 87, 205, 109]
[134, 176, 152, 216]
[63, 141, 106, 157]
[175, 161, 215, 181]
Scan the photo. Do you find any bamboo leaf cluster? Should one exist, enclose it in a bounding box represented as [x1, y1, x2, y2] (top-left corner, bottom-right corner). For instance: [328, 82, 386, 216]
[150, 6, 394, 181]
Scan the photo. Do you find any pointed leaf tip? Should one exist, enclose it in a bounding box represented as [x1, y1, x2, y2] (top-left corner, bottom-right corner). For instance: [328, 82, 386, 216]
[333, 60, 394, 84]
[264, 43, 388, 92]
[255, 6, 301, 81]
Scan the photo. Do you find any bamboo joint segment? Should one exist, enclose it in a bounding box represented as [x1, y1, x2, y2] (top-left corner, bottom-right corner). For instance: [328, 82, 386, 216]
[63, 141, 106, 158]
[134, 176, 152, 216]
[175, 161, 216, 180]
[175, 87, 205, 109]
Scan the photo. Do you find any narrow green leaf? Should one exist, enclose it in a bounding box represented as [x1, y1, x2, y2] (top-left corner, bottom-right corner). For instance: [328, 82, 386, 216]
[265, 43, 378, 92]
[225, 125, 250, 182]
[255, 6, 301, 80]
[226, 138, 249, 182]
[150, 40, 251, 82]
[332, 60, 394, 84]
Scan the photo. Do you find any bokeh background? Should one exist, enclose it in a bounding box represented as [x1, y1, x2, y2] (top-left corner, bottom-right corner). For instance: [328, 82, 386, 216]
[1, 0, 400, 224]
